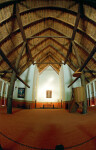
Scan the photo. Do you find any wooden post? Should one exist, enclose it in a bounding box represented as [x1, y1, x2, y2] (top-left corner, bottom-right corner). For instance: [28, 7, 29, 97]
[7, 42, 26, 114]
[72, 42, 87, 114]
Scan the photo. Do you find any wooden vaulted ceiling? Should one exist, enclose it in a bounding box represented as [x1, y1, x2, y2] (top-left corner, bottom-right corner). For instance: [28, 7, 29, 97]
[0, 0, 96, 82]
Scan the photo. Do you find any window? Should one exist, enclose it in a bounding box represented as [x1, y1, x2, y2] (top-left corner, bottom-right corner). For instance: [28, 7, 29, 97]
[46, 90, 52, 98]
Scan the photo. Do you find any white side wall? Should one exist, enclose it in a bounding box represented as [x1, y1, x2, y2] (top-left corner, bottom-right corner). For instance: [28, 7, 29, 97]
[13, 64, 35, 101]
[32, 66, 39, 101]
[60, 64, 81, 101]
[64, 64, 81, 101]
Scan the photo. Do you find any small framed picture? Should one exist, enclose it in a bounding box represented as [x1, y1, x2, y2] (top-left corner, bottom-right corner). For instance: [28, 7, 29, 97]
[46, 90, 52, 98]
[18, 88, 25, 98]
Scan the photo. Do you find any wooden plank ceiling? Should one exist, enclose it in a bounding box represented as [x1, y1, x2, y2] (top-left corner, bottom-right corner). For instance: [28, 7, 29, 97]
[0, 0, 96, 82]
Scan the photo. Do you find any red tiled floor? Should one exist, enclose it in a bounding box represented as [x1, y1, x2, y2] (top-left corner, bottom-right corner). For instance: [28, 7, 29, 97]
[0, 107, 96, 150]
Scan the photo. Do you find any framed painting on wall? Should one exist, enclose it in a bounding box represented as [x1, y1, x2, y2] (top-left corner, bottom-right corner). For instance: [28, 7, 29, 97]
[18, 88, 25, 98]
[46, 90, 52, 98]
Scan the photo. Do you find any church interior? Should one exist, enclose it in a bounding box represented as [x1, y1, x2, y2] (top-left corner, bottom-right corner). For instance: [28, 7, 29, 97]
[0, 0, 96, 150]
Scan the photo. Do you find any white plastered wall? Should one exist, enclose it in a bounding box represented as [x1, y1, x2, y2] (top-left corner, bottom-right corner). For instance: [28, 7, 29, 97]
[37, 66, 60, 102]
[13, 64, 35, 101]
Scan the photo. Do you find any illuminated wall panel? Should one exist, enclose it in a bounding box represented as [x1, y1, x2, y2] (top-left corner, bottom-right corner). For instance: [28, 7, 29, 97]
[37, 66, 60, 102]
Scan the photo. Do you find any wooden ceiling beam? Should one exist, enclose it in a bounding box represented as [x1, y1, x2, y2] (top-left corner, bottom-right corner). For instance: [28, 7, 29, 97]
[19, 47, 63, 75]
[73, 41, 95, 78]
[37, 55, 56, 68]
[0, 27, 95, 64]
[81, 60, 96, 78]
[0, 70, 12, 73]
[48, 52, 62, 65]
[0, 0, 22, 5]
[49, 45, 77, 71]
[18, 45, 77, 78]
[33, 45, 50, 60]
[68, 44, 96, 87]
[36, 54, 60, 70]
[48, 55, 61, 66]
[74, 41, 96, 62]
[0, 45, 30, 88]
[0, 0, 17, 8]
[52, 38, 95, 78]
[1, 16, 96, 49]
[0, 9, 95, 45]
[64, 3, 81, 64]
[39, 65, 50, 74]
[18, 43, 50, 71]
[35, 62, 63, 64]
[49, 45, 90, 83]
[29, 35, 70, 39]
[0, 48, 18, 74]
[15, 3, 34, 64]
[6, 37, 89, 82]
[35, 51, 61, 66]
[50, 37, 96, 62]
[36, 53, 50, 66]
[84, 70, 96, 73]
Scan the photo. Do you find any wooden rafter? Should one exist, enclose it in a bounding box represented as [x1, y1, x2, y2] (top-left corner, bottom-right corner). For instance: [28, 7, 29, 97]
[0, 44, 30, 88]
[0, 70, 12, 73]
[37, 54, 60, 71]
[84, 70, 96, 73]
[48, 55, 61, 66]
[64, 3, 81, 64]
[72, 42, 95, 78]
[0, 28, 95, 65]
[36, 52, 61, 66]
[15, 3, 34, 64]
[68, 44, 96, 88]
[39, 65, 49, 73]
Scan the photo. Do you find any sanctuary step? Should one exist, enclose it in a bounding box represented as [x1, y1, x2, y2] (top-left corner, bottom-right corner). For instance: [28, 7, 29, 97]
[43, 103, 54, 109]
